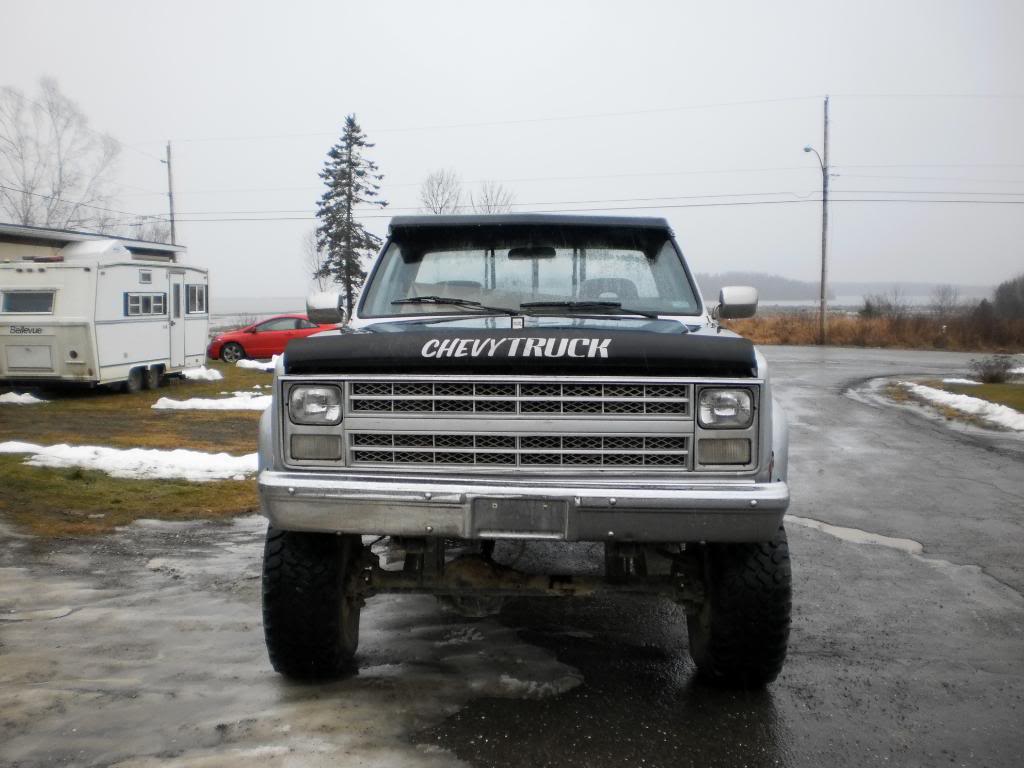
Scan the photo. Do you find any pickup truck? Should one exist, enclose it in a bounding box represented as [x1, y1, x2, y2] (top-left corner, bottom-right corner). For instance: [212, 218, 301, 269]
[257, 214, 791, 687]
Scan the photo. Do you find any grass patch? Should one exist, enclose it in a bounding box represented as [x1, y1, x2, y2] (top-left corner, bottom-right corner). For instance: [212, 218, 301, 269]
[924, 380, 1024, 412]
[0, 360, 267, 535]
[0, 361, 267, 454]
[0, 454, 258, 536]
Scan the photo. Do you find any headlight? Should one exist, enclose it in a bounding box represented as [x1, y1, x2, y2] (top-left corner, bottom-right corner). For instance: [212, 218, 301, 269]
[698, 388, 753, 429]
[288, 385, 342, 425]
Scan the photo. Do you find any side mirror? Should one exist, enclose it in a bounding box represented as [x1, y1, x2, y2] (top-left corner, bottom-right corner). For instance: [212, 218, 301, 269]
[717, 286, 758, 319]
[307, 291, 349, 325]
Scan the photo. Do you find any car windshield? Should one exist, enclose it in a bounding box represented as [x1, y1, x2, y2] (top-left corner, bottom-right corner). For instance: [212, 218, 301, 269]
[360, 225, 702, 317]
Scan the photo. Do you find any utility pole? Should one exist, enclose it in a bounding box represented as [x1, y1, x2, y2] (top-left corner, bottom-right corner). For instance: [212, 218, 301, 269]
[163, 141, 177, 245]
[819, 95, 830, 345]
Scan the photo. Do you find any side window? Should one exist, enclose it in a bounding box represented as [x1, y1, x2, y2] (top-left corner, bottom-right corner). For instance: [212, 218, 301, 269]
[186, 284, 207, 314]
[125, 292, 168, 317]
[257, 317, 300, 332]
[297, 318, 319, 329]
[139, 269, 153, 285]
[1, 291, 55, 313]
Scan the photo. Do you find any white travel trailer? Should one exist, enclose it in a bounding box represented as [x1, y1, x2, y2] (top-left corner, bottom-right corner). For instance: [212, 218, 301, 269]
[0, 224, 208, 391]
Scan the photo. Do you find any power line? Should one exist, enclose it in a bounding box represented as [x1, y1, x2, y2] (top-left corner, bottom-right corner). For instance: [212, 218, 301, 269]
[0, 182, 163, 221]
[118, 165, 816, 197]
[140, 96, 821, 145]
[166, 196, 1024, 224]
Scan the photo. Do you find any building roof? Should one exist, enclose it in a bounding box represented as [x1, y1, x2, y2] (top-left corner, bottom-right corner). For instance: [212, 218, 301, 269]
[0, 222, 184, 257]
[388, 213, 673, 235]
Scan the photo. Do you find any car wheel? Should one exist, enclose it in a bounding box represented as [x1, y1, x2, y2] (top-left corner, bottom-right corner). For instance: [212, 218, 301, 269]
[220, 342, 245, 364]
[123, 367, 144, 394]
[686, 526, 792, 687]
[143, 365, 163, 390]
[262, 527, 363, 680]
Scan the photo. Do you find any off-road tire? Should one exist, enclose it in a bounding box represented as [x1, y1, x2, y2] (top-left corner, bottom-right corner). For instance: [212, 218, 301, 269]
[686, 526, 791, 688]
[123, 367, 144, 394]
[262, 527, 363, 680]
[143, 365, 163, 390]
[220, 342, 245, 364]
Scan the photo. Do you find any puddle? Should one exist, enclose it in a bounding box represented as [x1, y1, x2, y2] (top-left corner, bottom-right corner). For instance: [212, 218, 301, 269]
[787, 514, 923, 554]
[0, 516, 583, 767]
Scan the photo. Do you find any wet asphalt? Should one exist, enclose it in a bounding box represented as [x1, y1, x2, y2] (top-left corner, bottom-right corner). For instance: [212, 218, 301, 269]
[1, 346, 1023, 767]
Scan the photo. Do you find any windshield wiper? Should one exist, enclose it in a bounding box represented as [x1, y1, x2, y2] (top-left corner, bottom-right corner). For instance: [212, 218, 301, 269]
[392, 296, 517, 315]
[519, 300, 662, 320]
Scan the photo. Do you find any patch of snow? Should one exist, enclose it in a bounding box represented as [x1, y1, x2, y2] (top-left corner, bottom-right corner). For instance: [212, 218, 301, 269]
[236, 354, 279, 371]
[0, 441, 257, 481]
[180, 366, 223, 381]
[0, 441, 43, 453]
[1011, 366, 1024, 375]
[941, 378, 978, 385]
[0, 392, 47, 405]
[899, 381, 1024, 431]
[152, 394, 271, 411]
[497, 673, 584, 699]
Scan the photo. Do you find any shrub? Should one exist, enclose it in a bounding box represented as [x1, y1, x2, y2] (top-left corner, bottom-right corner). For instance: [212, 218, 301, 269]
[969, 355, 1014, 384]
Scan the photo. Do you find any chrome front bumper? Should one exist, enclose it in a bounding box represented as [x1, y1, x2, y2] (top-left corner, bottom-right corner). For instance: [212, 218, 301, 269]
[258, 471, 789, 543]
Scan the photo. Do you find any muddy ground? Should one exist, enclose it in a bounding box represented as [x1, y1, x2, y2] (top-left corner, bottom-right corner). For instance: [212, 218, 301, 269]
[1, 347, 1023, 767]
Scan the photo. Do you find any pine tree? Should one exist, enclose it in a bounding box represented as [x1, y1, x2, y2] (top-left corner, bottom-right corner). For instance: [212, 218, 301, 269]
[315, 115, 387, 314]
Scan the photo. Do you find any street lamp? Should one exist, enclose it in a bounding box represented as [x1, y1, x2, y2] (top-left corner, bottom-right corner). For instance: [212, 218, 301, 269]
[804, 95, 830, 345]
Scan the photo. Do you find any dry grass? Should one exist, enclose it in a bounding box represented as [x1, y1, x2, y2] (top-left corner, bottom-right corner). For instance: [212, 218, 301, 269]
[726, 313, 1024, 352]
[0, 360, 267, 536]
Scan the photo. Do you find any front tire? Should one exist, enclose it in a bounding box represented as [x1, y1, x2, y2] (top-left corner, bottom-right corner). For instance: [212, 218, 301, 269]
[686, 526, 792, 687]
[262, 527, 363, 680]
[220, 342, 245, 364]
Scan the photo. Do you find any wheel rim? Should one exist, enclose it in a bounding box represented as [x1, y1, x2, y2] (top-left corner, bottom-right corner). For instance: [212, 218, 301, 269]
[222, 344, 242, 363]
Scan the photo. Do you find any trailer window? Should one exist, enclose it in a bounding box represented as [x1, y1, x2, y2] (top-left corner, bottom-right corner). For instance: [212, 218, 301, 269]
[1, 291, 55, 314]
[186, 284, 207, 313]
[125, 292, 167, 316]
[139, 270, 153, 284]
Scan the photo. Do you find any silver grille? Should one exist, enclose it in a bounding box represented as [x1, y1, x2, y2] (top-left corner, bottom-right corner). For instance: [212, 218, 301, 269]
[349, 381, 690, 416]
[348, 432, 690, 468]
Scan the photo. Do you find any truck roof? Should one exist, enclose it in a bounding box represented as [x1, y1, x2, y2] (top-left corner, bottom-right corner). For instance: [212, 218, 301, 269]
[388, 213, 673, 235]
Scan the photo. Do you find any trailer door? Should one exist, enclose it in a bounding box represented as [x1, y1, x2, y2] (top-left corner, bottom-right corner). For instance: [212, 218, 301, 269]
[169, 274, 185, 368]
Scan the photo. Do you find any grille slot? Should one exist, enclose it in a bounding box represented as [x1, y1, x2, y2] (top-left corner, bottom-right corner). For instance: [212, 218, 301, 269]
[348, 381, 690, 416]
[347, 433, 690, 469]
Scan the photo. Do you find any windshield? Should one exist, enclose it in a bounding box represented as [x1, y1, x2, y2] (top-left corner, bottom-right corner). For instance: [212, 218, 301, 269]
[360, 225, 702, 318]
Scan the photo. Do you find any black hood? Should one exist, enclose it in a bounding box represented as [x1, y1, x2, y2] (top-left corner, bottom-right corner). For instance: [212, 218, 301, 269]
[284, 323, 756, 378]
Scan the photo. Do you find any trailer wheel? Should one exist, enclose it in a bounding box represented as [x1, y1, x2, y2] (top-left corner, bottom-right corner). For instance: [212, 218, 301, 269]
[143, 365, 163, 390]
[220, 343, 245, 364]
[262, 527, 363, 680]
[123, 367, 144, 394]
[686, 526, 792, 688]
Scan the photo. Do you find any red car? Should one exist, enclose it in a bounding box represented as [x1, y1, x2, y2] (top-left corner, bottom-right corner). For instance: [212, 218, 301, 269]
[207, 314, 335, 363]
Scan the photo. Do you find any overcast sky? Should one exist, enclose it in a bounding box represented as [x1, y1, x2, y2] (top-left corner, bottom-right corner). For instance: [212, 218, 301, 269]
[3, 0, 1023, 302]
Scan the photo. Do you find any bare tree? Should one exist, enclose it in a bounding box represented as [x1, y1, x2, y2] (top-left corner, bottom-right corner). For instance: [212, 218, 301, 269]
[470, 180, 516, 213]
[303, 228, 328, 291]
[929, 284, 961, 320]
[419, 169, 462, 214]
[131, 217, 171, 243]
[0, 78, 122, 231]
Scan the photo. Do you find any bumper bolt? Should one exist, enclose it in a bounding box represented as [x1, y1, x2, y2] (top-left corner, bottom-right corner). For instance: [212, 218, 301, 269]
[609, 497, 617, 506]
[287, 487, 295, 495]
[750, 500, 758, 508]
